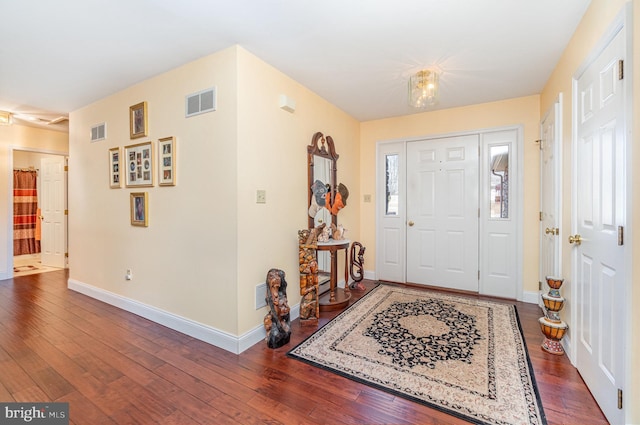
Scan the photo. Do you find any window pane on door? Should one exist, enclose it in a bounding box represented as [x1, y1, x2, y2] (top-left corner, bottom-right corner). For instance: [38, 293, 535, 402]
[489, 145, 509, 219]
[386, 154, 399, 215]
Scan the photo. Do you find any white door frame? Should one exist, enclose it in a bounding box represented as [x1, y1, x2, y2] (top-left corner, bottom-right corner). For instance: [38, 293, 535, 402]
[6, 146, 68, 278]
[570, 5, 632, 420]
[376, 126, 523, 300]
[539, 94, 563, 305]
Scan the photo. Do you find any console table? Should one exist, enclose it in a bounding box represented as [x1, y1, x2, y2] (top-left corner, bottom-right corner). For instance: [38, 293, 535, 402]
[317, 239, 351, 311]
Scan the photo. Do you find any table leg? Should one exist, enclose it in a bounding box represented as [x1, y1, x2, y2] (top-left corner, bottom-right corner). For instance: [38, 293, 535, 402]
[343, 247, 350, 297]
[329, 249, 337, 302]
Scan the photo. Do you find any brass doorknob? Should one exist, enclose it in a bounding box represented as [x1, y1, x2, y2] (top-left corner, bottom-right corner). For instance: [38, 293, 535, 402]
[408, 221, 415, 227]
[545, 227, 559, 235]
[545, 227, 553, 235]
[568, 234, 583, 245]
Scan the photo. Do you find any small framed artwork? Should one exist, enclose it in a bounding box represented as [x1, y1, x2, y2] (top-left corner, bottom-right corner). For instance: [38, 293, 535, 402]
[129, 101, 148, 139]
[108, 147, 121, 188]
[124, 141, 154, 187]
[158, 136, 176, 186]
[130, 192, 149, 227]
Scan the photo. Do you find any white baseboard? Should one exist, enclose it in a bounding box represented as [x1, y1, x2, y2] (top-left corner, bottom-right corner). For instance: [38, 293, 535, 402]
[68, 278, 299, 354]
[521, 290, 539, 304]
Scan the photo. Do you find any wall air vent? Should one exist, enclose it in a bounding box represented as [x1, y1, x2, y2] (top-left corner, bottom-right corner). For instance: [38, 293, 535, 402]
[90, 123, 106, 142]
[186, 87, 217, 118]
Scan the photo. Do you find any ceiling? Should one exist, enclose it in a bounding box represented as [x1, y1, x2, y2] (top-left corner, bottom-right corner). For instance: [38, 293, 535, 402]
[0, 0, 591, 133]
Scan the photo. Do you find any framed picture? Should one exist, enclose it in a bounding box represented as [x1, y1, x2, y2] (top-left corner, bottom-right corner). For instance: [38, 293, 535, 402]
[158, 136, 176, 186]
[129, 101, 148, 139]
[130, 192, 149, 227]
[124, 141, 154, 187]
[108, 147, 121, 188]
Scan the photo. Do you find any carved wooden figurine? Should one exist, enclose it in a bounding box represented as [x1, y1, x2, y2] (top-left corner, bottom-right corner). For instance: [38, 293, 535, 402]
[298, 229, 320, 326]
[263, 268, 291, 348]
[349, 241, 366, 291]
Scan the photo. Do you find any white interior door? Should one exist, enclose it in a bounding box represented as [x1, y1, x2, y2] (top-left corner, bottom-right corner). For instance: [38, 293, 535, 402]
[574, 26, 625, 425]
[540, 96, 562, 293]
[40, 156, 66, 268]
[406, 135, 478, 291]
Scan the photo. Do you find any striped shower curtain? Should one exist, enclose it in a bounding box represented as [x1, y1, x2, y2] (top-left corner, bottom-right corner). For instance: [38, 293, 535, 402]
[13, 170, 40, 255]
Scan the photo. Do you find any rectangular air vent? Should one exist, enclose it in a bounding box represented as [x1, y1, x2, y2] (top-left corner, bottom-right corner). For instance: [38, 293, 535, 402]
[90, 123, 106, 142]
[186, 87, 216, 118]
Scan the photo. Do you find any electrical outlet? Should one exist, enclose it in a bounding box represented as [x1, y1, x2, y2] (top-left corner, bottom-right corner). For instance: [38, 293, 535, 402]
[363, 194, 372, 202]
[125, 269, 132, 281]
[256, 190, 266, 204]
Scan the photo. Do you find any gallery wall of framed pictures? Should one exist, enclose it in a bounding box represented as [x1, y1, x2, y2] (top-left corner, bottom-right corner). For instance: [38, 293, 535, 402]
[104, 101, 177, 226]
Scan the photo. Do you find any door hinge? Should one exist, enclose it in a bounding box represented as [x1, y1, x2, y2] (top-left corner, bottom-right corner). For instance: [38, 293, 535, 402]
[64, 165, 69, 172]
[65, 252, 69, 258]
[539, 211, 543, 221]
[618, 226, 624, 246]
[478, 270, 480, 280]
[64, 209, 68, 215]
[478, 208, 480, 218]
[618, 388, 623, 409]
[539, 281, 542, 291]
[618, 60, 624, 80]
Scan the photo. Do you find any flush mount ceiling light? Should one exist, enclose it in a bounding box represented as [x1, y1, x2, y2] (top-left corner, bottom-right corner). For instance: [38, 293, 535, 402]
[408, 69, 439, 108]
[0, 110, 11, 125]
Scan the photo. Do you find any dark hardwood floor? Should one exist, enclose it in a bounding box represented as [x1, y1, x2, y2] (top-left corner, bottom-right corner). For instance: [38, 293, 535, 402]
[0, 271, 607, 424]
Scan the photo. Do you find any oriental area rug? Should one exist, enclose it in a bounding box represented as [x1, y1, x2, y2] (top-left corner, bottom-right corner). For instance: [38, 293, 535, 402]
[288, 284, 547, 425]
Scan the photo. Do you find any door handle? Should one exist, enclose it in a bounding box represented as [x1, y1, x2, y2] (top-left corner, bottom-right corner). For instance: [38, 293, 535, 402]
[568, 234, 583, 245]
[408, 221, 415, 227]
[545, 227, 559, 235]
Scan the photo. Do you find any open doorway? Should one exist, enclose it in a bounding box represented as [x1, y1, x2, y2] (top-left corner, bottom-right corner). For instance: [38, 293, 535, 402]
[12, 149, 68, 277]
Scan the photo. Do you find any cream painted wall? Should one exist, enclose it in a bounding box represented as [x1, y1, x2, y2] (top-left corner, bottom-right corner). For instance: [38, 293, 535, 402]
[68, 45, 360, 339]
[235, 47, 360, 334]
[0, 124, 68, 279]
[539, 0, 638, 421]
[69, 47, 241, 334]
[359, 95, 541, 294]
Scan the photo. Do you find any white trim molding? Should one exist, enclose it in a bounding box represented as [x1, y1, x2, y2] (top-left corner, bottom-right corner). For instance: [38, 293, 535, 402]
[68, 278, 300, 354]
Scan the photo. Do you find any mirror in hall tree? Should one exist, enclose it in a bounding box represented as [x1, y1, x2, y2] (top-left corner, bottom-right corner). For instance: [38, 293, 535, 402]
[307, 131, 339, 230]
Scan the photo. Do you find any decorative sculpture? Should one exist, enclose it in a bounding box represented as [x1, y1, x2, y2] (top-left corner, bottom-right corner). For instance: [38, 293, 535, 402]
[263, 268, 291, 348]
[349, 241, 366, 291]
[331, 223, 347, 240]
[298, 228, 320, 326]
[538, 276, 568, 355]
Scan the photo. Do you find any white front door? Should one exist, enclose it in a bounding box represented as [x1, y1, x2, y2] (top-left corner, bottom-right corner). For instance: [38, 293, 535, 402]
[376, 142, 406, 283]
[406, 135, 479, 291]
[40, 156, 66, 268]
[479, 130, 519, 299]
[574, 26, 626, 425]
[540, 96, 562, 293]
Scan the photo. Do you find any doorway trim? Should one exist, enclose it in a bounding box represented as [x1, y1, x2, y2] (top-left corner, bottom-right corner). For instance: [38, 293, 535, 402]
[6, 145, 69, 279]
[375, 125, 524, 301]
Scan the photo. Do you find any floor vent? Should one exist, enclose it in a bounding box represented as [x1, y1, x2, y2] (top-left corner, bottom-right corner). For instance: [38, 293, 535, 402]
[90, 123, 106, 142]
[255, 282, 267, 309]
[186, 87, 216, 117]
